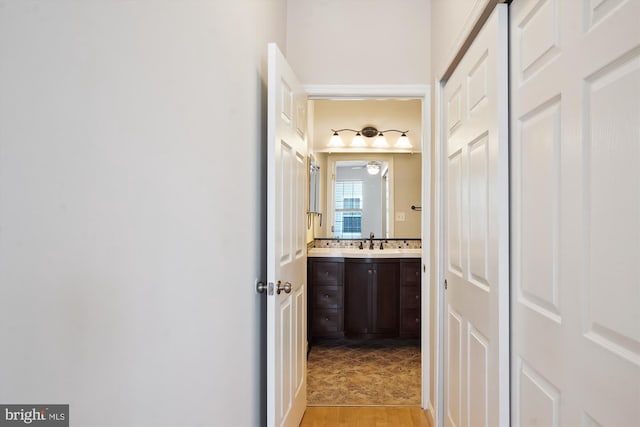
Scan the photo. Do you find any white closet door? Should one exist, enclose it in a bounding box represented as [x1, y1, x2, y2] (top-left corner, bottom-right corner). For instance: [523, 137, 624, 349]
[443, 5, 509, 427]
[510, 0, 640, 425]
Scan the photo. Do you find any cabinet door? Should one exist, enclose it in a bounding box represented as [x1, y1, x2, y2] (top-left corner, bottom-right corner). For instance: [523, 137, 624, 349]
[372, 262, 399, 335]
[345, 262, 371, 335]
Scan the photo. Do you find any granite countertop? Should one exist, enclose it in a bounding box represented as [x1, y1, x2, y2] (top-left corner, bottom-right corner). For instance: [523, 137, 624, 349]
[307, 247, 421, 259]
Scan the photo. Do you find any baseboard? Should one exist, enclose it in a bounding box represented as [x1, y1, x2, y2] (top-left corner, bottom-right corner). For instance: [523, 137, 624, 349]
[426, 401, 436, 427]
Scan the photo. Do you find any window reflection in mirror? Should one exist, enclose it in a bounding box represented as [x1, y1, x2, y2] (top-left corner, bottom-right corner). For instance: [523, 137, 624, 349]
[333, 160, 388, 238]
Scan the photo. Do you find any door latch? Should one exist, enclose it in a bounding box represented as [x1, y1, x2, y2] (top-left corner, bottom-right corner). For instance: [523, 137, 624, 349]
[256, 280, 274, 295]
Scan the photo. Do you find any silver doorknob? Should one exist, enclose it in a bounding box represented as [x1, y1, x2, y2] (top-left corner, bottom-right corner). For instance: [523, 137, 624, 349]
[256, 281, 268, 294]
[276, 281, 292, 295]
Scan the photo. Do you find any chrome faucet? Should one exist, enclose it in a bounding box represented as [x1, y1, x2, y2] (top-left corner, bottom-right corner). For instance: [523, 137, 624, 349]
[369, 232, 375, 250]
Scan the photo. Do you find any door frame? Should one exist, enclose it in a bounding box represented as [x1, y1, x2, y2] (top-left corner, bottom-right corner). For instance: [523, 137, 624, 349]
[434, 2, 510, 426]
[305, 84, 431, 409]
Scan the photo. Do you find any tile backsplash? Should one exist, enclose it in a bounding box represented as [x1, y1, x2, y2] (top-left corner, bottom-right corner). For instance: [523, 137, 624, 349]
[309, 238, 421, 249]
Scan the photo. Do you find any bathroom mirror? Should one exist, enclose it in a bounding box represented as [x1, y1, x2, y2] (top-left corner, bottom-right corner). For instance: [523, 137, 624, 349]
[313, 152, 421, 239]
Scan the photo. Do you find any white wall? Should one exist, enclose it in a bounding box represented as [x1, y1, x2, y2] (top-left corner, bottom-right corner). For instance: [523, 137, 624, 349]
[430, 0, 491, 79]
[287, 0, 431, 84]
[0, 1, 286, 426]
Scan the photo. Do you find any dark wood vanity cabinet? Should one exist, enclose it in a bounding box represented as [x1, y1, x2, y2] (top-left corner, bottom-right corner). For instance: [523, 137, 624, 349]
[308, 257, 421, 340]
[399, 260, 421, 338]
[345, 259, 400, 337]
[308, 258, 344, 338]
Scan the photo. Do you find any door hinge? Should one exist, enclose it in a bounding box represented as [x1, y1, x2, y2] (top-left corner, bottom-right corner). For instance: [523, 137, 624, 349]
[444, 279, 448, 290]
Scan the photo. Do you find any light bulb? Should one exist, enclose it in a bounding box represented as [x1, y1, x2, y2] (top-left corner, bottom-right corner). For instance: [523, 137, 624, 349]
[373, 133, 388, 148]
[351, 132, 367, 147]
[329, 132, 344, 147]
[395, 133, 411, 148]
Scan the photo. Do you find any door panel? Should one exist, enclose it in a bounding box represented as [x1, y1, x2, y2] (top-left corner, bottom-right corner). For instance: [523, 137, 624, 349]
[447, 150, 464, 277]
[443, 5, 509, 427]
[447, 308, 462, 427]
[267, 43, 307, 427]
[468, 134, 490, 290]
[510, 0, 640, 425]
[586, 52, 640, 358]
[468, 326, 489, 427]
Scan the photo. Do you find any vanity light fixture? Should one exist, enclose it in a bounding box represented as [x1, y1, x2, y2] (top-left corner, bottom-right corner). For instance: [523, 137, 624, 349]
[330, 126, 411, 149]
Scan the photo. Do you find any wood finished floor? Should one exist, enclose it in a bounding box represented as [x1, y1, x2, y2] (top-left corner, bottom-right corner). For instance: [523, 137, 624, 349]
[299, 406, 432, 427]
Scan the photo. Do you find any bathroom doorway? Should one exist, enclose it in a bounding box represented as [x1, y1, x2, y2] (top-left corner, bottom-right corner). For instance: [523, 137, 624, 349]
[304, 86, 431, 407]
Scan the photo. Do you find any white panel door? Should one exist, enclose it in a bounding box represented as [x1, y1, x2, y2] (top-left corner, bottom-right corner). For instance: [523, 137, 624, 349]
[510, 0, 640, 425]
[443, 5, 509, 427]
[267, 42, 308, 427]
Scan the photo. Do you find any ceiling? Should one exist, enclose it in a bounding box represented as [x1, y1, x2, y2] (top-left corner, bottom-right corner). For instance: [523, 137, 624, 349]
[310, 99, 423, 153]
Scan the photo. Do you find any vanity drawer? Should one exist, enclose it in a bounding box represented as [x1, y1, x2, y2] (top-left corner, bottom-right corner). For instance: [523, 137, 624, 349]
[401, 287, 421, 309]
[312, 309, 343, 335]
[400, 261, 421, 287]
[313, 286, 343, 309]
[311, 261, 343, 285]
[400, 308, 421, 336]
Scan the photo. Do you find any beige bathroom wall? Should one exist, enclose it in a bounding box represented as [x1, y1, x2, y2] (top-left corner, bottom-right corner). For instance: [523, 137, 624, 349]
[393, 153, 422, 238]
